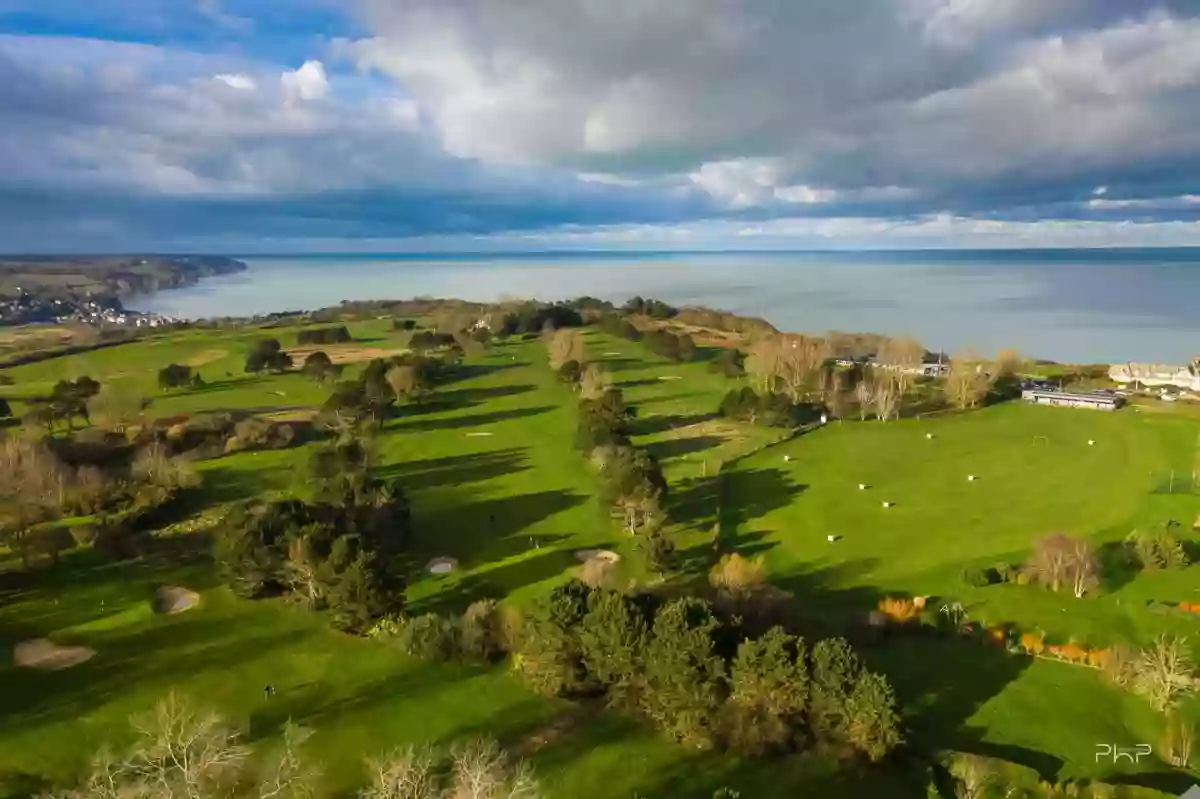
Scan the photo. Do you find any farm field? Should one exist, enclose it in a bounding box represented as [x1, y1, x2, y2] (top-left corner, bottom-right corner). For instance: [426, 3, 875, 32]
[1, 315, 1198, 798]
[724, 402, 1200, 790]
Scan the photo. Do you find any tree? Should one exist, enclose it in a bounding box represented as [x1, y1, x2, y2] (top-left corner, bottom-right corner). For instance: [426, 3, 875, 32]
[1025, 533, 1097, 595]
[876, 337, 925, 394]
[385, 364, 426, 403]
[88, 383, 145, 433]
[844, 671, 902, 761]
[158, 363, 193, 390]
[776, 335, 828, 403]
[872, 377, 899, 422]
[545, 328, 585, 371]
[710, 349, 745, 378]
[556, 359, 583, 385]
[719, 628, 808, 756]
[1067, 537, 1100, 597]
[0, 396, 10, 419]
[301, 351, 336, 383]
[579, 364, 612, 401]
[944, 353, 993, 409]
[514, 580, 594, 697]
[640, 597, 726, 747]
[745, 337, 783, 393]
[854, 379, 876, 420]
[246, 339, 292, 374]
[1133, 635, 1196, 712]
[579, 589, 650, 709]
[637, 529, 677, 575]
[809, 637, 861, 743]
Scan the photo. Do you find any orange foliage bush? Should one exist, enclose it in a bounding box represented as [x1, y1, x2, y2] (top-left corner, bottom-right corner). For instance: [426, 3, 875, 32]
[1059, 643, 1087, 663]
[1019, 633, 1045, 655]
[877, 597, 920, 623]
[1177, 602, 1200, 614]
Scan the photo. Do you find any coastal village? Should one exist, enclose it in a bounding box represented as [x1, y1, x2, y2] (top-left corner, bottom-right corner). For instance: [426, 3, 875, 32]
[0, 288, 176, 328]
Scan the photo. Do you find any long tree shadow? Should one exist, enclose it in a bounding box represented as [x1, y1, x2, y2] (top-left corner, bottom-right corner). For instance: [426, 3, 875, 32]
[396, 405, 555, 432]
[628, 412, 715, 437]
[411, 546, 580, 614]
[719, 467, 807, 545]
[413, 489, 587, 566]
[446, 362, 525, 381]
[645, 435, 725, 461]
[1097, 540, 1140, 592]
[377, 448, 531, 491]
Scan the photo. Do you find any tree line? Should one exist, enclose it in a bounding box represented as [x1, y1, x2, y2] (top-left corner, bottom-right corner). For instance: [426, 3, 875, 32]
[514, 579, 902, 760]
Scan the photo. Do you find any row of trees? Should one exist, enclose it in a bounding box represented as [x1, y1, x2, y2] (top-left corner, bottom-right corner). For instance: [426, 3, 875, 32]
[213, 428, 410, 632]
[319, 353, 445, 427]
[48, 694, 541, 799]
[296, 325, 351, 346]
[514, 580, 902, 760]
[717, 386, 823, 428]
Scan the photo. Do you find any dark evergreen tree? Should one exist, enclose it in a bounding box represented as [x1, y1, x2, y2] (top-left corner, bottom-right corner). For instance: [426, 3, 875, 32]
[719, 628, 809, 756]
[579, 589, 653, 709]
[640, 597, 726, 747]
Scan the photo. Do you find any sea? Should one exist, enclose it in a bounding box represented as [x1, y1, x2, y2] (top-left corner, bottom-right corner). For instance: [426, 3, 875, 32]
[130, 249, 1200, 365]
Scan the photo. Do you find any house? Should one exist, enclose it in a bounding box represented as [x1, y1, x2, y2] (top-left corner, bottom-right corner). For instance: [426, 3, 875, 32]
[1021, 388, 1123, 411]
[1109, 359, 1200, 392]
[866, 355, 949, 377]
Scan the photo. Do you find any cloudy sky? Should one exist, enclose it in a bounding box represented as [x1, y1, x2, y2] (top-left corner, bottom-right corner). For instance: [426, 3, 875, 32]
[2, 0, 1200, 251]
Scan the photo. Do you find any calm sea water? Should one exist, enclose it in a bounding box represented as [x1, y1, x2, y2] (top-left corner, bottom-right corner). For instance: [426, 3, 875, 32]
[131, 250, 1200, 364]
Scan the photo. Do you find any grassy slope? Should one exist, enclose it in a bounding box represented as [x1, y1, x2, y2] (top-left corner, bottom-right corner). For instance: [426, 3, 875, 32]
[724, 402, 1200, 789]
[5, 323, 1192, 796]
[4, 325, 911, 799]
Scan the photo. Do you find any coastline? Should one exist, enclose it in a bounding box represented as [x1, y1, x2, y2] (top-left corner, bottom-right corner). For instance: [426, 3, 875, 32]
[130, 251, 1200, 365]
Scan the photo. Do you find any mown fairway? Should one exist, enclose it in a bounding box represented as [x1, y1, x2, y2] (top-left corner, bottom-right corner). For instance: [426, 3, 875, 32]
[725, 402, 1200, 788]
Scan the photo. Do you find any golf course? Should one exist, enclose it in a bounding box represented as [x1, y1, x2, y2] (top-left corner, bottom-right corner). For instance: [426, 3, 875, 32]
[1, 302, 1198, 799]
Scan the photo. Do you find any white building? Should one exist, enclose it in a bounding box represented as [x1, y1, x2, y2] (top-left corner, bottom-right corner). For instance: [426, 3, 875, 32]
[1109, 360, 1200, 392]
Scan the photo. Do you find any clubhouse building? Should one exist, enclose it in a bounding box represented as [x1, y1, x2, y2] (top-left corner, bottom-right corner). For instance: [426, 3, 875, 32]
[1021, 388, 1123, 411]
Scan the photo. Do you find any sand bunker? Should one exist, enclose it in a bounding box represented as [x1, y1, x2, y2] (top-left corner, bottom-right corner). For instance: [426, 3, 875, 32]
[287, 345, 410, 365]
[427, 556, 459, 574]
[574, 549, 621, 564]
[14, 639, 95, 670]
[153, 585, 200, 615]
[464, 431, 494, 437]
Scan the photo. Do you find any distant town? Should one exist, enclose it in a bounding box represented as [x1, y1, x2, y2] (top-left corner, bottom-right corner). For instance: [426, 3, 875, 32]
[0, 289, 176, 328]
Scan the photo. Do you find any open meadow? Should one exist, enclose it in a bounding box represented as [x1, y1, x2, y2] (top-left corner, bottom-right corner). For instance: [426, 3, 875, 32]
[1, 310, 1198, 799]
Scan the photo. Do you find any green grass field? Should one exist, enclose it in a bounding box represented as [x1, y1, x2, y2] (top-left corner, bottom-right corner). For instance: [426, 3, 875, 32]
[724, 402, 1200, 791]
[2, 321, 1198, 798]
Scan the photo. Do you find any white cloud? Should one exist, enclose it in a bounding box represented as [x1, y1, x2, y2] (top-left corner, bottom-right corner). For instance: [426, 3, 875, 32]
[281, 60, 329, 103]
[214, 73, 256, 90]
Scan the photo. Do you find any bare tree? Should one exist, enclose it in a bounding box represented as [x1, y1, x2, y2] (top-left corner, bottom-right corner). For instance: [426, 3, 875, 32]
[776, 335, 829, 402]
[948, 753, 995, 799]
[1133, 636, 1197, 712]
[872, 377, 899, 422]
[745, 336, 783, 393]
[876, 337, 925, 394]
[1164, 712, 1195, 768]
[1024, 533, 1076, 593]
[579, 364, 612, 401]
[361, 746, 439, 799]
[257, 723, 319, 799]
[44, 694, 252, 799]
[449, 739, 539, 799]
[1068, 538, 1100, 598]
[993, 348, 1022, 378]
[826, 370, 848, 421]
[944, 353, 993, 410]
[854, 378, 876, 421]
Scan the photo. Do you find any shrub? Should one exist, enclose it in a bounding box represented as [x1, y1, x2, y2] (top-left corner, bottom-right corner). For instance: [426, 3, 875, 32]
[1018, 632, 1045, 655]
[460, 600, 506, 662]
[557, 359, 583, 385]
[877, 597, 920, 623]
[993, 562, 1016, 583]
[399, 614, 462, 661]
[710, 349, 745, 378]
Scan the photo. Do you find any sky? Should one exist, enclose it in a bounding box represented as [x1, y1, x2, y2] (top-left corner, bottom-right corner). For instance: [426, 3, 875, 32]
[2, 0, 1200, 252]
